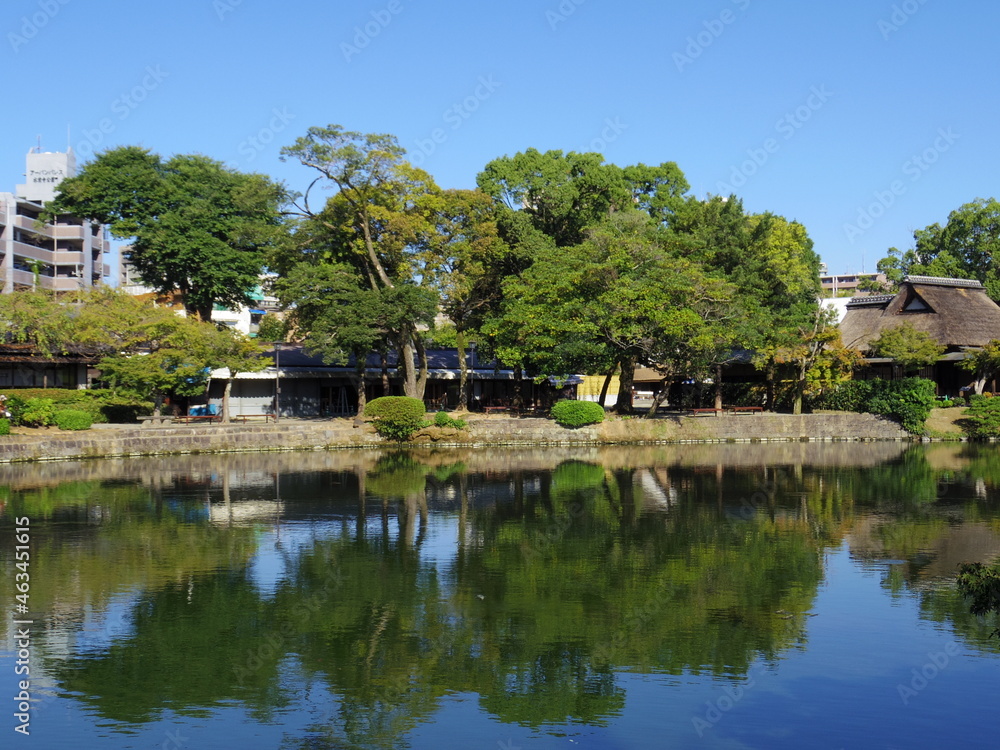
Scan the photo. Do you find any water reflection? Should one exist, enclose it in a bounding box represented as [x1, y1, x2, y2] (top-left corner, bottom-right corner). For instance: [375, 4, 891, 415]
[2, 443, 1000, 749]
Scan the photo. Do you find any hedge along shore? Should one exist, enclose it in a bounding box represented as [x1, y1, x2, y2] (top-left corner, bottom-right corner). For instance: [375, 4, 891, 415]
[0, 412, 912, 464]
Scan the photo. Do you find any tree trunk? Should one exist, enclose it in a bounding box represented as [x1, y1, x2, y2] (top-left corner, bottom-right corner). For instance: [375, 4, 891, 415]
[414, 332, 429, 399]
[456, 328, 469, 412]
[615, 355, 636, 415]
[400, 336, 419, 398]
[645, 377, 670, 418]
[353, 357, 367, 427]
[598, 365, 615, 408]
[714, 364, 723, 411]
[222, 378, 232, 423]
[512, 364, 524, 410]
[793, 362, 806, 415]
[765, 361, 776, 412]
[380, 351, 390, 396]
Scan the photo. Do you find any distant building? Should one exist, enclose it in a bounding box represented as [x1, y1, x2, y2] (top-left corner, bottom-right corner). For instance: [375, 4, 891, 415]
[122, 253, 279, 337]
[819, 271, 885, 297]
[1, 146, 112, 293]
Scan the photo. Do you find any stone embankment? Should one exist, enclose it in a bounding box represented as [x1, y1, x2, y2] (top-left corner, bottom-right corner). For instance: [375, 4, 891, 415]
[0, 412, 910, 463]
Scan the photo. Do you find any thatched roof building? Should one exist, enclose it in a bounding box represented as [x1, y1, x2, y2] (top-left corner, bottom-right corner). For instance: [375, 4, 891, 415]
[839, 276, 1000, 396]
[840, 276, 1000, 353]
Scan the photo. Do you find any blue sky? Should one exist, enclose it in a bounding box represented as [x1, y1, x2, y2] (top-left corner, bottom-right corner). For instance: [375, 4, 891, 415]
[6, 0, 997, 275]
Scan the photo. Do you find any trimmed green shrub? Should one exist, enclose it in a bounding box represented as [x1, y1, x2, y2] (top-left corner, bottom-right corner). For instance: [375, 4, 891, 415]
[364, 396, 427, 441]
[3, 395, 27, 425]
[433, 411, 467, 429]
[808, 378, 936, 434]
[0, 418, 9, 436]
[961, 397, 1000, 438]
[20, 398, 56, 428]
[54, 409, 93, 431]
[551, 399, 605, 428]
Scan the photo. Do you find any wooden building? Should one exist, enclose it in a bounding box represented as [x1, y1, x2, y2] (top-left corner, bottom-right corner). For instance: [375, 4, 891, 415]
[0, 344, 93, 389]
[839, 276, 1000, 396]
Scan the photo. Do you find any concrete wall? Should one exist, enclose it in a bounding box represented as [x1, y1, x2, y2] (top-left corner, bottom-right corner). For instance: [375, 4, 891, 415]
[0, 412, 912, 463]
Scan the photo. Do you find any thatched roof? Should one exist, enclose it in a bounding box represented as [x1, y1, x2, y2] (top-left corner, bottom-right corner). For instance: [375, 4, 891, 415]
[839, 276, 1000, 353]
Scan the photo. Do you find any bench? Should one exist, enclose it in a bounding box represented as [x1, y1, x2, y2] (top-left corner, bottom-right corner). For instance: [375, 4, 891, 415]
[483, 406, 510, 414]
[230, 414, 274, 423]
[729, 406, 763, 414]
[174, 414, 222, 425]
[138, 415, 174, 426]
[688, 407, 724, 416]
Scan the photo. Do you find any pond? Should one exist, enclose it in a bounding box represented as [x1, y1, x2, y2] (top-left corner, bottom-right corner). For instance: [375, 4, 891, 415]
[2, 443, 1000, 749]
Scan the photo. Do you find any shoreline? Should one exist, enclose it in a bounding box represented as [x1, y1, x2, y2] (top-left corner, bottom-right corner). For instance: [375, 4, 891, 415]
[0, 412, 916, 463]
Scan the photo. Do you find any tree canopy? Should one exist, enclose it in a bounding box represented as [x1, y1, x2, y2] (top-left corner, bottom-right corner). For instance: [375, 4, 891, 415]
[868, 322, 945, 374]
[45, 146, 287, 320]
[867, 198, 1000, 300]
[279, 125, 442, 398]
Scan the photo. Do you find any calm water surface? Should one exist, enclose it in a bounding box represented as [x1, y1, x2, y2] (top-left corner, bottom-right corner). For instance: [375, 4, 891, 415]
[2, 443, 1000, 749]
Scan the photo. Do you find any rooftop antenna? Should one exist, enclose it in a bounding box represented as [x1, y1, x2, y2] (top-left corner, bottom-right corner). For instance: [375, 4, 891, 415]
[36, 134, 42, 152]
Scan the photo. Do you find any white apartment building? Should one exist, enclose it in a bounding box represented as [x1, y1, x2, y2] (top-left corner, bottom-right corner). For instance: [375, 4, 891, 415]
[1, 147, 111, 293]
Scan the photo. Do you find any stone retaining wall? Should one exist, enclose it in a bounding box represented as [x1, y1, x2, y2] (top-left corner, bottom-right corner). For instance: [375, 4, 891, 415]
[0, 412, 911, 463]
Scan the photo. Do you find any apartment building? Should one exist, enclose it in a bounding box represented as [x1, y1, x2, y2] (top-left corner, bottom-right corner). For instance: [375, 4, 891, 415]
[1, 147, 111, 293]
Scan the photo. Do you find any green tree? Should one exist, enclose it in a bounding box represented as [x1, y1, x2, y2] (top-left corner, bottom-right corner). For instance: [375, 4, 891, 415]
[45, 146, 287, 320]
[487, 213, 735, 414]
[280, 125, 441, 398]
[960, 339, 1000, 395]
[477, 148, 688, 247]
[0, 288, 73, 355]
[81, 300, 268, 416]
[868, 199, 1000, 300]
[869, 322, 945, 374]
[670, 197, 823, 408]
[764, 306, 857, 415]
[423, 188, 509, 410]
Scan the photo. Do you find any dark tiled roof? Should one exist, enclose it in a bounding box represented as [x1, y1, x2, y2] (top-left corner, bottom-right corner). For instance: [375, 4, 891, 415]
[262, 346, 504, 371]
[903, 275, 983, 288]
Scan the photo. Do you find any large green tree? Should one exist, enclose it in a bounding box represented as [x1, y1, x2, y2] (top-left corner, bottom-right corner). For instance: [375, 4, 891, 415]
[486, 213, 736, 414]
[477, 148, 689, 248]
[279, 125, 441, 398]
[867, 198, 1000, 300]
[45, 146, 287, 321]
[422, 188, 510, 410]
